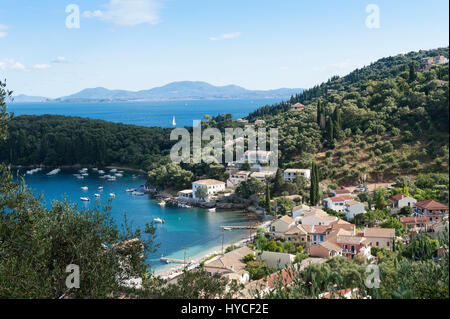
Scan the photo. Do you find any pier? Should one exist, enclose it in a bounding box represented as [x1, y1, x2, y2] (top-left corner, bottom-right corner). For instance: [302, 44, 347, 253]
[160, 257, 191, 264]
[220, 225, 258, 230]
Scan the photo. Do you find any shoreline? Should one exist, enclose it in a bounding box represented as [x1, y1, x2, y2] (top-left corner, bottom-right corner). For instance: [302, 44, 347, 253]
[155, 219, 271, 280]
[9, 164, 146, 174]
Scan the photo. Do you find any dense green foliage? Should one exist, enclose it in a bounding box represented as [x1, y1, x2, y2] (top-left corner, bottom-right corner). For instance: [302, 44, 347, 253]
[147, 162, 194, 190]
[0, 115, 173, 170]
[247, 47, 449, 183]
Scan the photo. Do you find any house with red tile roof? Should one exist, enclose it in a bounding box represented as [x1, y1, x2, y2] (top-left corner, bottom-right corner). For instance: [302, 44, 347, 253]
[400, 216, 429, 232]
[336, 235, 372, 259]
[322, 195, 354, 212]
[330, 219, 356, 233]
[388, 194, 416, 212]
[363, 228, 395, 251]
[329, 186, 352, 197]
[309, 241, 343, 259]
[414, 200, 449, 222]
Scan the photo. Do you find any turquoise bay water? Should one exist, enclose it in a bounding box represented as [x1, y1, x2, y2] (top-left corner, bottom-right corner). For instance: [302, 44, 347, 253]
[8, 99, 282, 128]
[18, 169, 253, 274]
[8, 99, 273, 273]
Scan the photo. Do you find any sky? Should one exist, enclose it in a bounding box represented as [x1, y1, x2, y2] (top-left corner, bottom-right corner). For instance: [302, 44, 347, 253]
[0, 0, 448, 98]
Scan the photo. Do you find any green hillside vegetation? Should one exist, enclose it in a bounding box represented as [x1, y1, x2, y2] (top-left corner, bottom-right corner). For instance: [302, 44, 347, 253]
[246, 47, 449, 184]
[0, 115, 174, 170]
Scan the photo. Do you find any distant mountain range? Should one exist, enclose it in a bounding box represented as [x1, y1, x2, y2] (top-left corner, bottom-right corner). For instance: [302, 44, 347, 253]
[12, 81, 304, 103]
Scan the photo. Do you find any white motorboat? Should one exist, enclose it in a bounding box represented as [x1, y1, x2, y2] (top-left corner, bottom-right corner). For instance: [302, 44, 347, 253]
[81, 186, 88, 191]
[110, 193, 116, 198]
[80, 197, 90, 202]
[132, 191, 145, 196]
[46, 168, 61, 176]
[94, 194, 101, 198]
[125, 188, 137, 192]
[223, 227, 232, 231]
[110, 169, 117, 173]
[98, 170, 105, 174]
[208, 208, 216, 212]
[158, 201, 166, 207]
[153, 218, 165, 224]
[115, 173, 123, 177]
[98, 186, 103, 190]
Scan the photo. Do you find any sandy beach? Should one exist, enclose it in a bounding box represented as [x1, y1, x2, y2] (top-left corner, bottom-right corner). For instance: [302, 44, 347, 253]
[155, 219, 271, 280]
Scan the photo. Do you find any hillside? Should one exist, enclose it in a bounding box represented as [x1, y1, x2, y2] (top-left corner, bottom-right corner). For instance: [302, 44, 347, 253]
[53, 81, 304, 102]
[247, 47, 449, 184]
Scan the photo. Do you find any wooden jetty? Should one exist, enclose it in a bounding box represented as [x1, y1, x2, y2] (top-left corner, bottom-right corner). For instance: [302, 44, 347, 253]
[220, 225, 258, 230]
[160, 257, 191, 264]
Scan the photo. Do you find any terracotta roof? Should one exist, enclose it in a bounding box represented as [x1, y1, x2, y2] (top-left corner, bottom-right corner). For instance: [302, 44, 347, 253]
[337, 235, 368, 245]
[193, 179, 225, 186]
[285, 224, 308, 235]
[319, 241, 342, 252]
[300, 224, 314, 233]
[400, 217, 429, 224]
[415, 200, 448, 210]
[388, 193, 408, 204]
[260, 268, 295, 289]
[278, 215, 295, 225]
[312, 225, 332, 234]
[327, 195, 353, 202]
[363, 227, 395, 238]
[333, 187, 351, 194]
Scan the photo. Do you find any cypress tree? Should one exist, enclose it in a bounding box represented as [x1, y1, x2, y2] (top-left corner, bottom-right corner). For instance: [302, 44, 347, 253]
[265, 181, 271, 215]
[409, 62, 417, 82]
[326, 118, 334, 141]
[273, 168, 284, 195]
[310, 161, 320, 206]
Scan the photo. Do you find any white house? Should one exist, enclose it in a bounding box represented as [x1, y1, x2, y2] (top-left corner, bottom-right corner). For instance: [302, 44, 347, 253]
[292, 205, 323, 221]
[257, 251, 295, 269]
[322, 195, 353, 212]
[300, 210, 338, 226]
[192, 179, 226, 201]
[239, 150, 271, 165]
[270, 215, 295, 237]
[388, 194, 416, 213]
[283, 168, 311, 181]
[345, 200, 366, 220]
[226, 171, 251, 189]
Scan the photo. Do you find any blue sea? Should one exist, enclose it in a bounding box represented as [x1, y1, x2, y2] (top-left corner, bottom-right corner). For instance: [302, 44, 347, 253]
[18, 168, 255, 274]
[9, 99, 276, 274]
[8, 99, 282, 128]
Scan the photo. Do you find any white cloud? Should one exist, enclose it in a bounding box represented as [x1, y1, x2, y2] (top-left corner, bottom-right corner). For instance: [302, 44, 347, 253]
[52, 56, 69, 64]
[279, 66, 289, 70]
[209, 32, 241, 41]
[0, 58, 26, 70]
[83, 0, 161, 26]
[0, 24, 9, 38]
[33, 64, 51, 70]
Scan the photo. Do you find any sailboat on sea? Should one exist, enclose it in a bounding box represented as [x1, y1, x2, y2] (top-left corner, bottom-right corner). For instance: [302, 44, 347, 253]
[172, 116, 176, 126]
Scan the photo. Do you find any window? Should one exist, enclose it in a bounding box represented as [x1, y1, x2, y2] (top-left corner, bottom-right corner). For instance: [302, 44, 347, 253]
[387, 242, 390, 247]
[320, 235, 324, 241]
[313, 235, 317, 241]
[376, 242, 379, 246]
